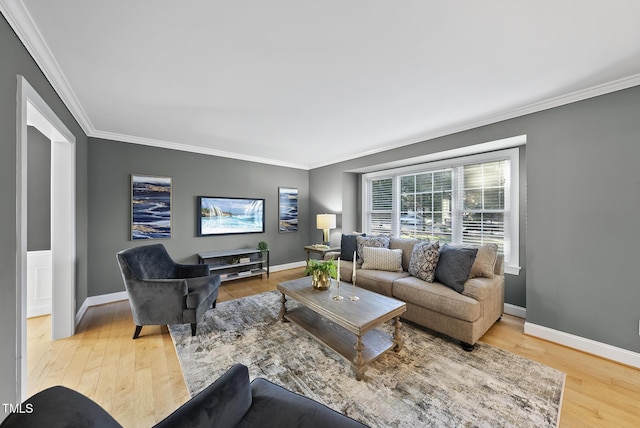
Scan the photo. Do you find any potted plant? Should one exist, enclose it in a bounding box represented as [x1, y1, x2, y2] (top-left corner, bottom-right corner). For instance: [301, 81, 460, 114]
[257, 241, 268, 260]
[304, 258, 337, 290]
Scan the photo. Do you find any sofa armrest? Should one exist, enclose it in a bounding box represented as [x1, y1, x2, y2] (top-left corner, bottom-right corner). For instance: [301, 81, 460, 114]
[237, 378, 367, 428]
[154, 364, 253, 428]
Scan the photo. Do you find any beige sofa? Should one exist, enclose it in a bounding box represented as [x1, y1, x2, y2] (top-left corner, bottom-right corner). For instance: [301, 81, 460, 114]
[328, 237, 504, 351]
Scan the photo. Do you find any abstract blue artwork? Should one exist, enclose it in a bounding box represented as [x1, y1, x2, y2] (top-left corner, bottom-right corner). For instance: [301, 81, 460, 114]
[131, 174, 172, 240]
[278, 187, 298, 232]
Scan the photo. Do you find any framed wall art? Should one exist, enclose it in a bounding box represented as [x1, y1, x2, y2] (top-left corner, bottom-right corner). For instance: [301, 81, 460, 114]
[278, 187, 298, 232]
[131, 174, 172, 240]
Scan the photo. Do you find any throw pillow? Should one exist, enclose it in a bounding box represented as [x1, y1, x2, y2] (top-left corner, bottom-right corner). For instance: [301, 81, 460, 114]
[361, 247, 403, 273]
[435, 245, 478, 293]
[408, 240, 440, 282]
[356, 235, 390, 265]
[340, 233, 365, 261]
[469, 243, 499, 278]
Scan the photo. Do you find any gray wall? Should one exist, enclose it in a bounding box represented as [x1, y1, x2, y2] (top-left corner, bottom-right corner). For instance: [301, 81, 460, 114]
[0, 14, 89, 411]
[310, 85, 640, 354]
[27, 126, 51, 251]
[88, 138, 309, 297]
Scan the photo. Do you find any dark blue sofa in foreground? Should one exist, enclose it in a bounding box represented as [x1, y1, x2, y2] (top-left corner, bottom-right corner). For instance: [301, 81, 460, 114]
[1, 364, 368, 428]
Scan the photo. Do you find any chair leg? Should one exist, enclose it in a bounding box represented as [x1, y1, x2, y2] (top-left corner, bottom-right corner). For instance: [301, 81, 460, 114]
[191, 323, 197, 336]
[133, 325, 142, 339]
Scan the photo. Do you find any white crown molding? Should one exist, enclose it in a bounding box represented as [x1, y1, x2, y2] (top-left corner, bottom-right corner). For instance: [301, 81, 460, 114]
[4, 0, 639, 170]
[91, 130, 309, 170]
[525, 321, 640, 369]
[1, 1, 95, 136]
[309, 73, 640, 169]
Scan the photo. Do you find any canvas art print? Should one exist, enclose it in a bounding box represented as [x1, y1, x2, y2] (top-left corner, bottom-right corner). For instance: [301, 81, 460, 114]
[131, 175, 172, 240]
[278, 187, 298, 232]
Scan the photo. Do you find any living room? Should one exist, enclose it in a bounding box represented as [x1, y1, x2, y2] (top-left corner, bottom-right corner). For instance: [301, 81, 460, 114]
[2, 2, 640, 427]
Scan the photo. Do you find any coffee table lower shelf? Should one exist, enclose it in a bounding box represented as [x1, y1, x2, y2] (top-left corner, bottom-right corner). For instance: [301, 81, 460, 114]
[284, 306, 396, 378]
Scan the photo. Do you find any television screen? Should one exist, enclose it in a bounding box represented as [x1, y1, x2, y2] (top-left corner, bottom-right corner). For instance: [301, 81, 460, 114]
[197, 196, 265, 236]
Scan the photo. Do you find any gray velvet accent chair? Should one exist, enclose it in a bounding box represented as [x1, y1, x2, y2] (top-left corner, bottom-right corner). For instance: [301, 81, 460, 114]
[116, 243, 220, 339]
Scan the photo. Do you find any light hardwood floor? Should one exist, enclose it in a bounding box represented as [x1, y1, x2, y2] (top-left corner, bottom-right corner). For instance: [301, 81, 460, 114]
[28, 268, 640, 427]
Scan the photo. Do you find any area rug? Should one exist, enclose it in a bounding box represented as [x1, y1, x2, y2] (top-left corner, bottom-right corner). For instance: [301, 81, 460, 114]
[169, 291, 564, 427]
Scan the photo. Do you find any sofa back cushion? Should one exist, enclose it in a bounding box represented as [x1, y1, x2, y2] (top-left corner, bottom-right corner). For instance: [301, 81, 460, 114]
[469, 243, 499, 278]
[389, 237, 421, 271]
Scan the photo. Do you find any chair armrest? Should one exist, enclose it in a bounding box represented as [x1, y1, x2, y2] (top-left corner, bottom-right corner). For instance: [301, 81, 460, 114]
[175, 263, 210, 278]
[124, 279, 189, 325]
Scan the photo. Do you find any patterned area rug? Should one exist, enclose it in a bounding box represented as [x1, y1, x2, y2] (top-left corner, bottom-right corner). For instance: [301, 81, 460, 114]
[169, 291, 564, 427]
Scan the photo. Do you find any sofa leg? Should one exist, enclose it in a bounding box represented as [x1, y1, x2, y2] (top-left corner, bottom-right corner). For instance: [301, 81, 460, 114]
[133, 325, 142, 339]
[461, 342, 475, 352]
[212, 299, 217, 309]
[191, 323, 197, 336]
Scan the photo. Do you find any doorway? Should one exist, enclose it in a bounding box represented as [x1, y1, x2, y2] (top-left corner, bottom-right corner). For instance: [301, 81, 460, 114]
[16, 76, 76, 400]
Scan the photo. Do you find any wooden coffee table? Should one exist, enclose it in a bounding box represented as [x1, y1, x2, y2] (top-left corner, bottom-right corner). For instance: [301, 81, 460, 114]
[277, 276, 406, 380]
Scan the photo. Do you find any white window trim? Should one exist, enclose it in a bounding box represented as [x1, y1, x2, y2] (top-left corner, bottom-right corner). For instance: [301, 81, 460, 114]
[362, 139, 524, 276]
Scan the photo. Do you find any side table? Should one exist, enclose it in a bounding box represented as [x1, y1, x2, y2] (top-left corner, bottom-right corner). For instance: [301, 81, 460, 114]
[304, 245, 341, 261]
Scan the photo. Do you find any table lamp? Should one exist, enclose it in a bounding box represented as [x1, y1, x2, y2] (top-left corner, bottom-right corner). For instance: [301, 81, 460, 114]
[316, 214, 336, 246]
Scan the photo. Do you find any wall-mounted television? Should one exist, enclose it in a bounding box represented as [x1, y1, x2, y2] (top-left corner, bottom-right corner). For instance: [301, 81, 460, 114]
[197, 196, 265, 236]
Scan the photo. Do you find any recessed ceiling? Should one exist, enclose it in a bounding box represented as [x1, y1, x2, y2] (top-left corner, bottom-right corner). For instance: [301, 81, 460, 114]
[3, 1, 640, 169]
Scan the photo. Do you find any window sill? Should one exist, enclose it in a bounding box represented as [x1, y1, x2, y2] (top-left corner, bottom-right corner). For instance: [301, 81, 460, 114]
[504, 265, 521, 276]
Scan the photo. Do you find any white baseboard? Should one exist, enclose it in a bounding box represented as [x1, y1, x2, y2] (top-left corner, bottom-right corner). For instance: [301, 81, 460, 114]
[271, 261, 306, 272]
[74, 262, 306, 326]
[75, 291, 128, 327]
[503, 303, 526, 318]
[524, 322, 640, 369]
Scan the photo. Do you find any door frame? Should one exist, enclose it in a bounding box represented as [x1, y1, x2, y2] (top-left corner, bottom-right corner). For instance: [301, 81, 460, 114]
[16, 75, 76, 400]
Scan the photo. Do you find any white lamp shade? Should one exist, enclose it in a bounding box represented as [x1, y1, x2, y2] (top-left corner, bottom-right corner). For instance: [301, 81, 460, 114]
[316, 214, 336, 230]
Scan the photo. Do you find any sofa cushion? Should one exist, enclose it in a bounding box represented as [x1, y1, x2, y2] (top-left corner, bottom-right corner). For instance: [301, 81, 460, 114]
[361, 247, 403, 273]
[356, 235, 389, 264]
[340, 233, 365, 261]
[469, 243, 499, 278]
[389, 237, 420, 271]
[393, 276, 481, 322]
[408, 240, 440, 282]
[354, 269, 409, 297]
[434, 245, 478, 293]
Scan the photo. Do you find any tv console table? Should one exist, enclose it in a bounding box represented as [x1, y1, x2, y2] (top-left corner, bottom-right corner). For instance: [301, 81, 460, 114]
[197, 248, 269, 282]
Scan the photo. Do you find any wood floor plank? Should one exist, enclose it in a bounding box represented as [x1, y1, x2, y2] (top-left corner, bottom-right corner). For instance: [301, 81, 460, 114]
[27, 268, 640, 427]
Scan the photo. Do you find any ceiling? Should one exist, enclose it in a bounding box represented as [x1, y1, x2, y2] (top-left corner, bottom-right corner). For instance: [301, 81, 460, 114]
[3, 1, 640, 170]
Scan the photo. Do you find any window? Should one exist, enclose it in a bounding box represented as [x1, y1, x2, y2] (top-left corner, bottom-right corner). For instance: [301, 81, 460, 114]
[363, 147, 520, 275]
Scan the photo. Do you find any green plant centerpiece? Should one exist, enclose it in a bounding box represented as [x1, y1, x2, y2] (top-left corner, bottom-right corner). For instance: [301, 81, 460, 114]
[304, 258, 337, 290]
